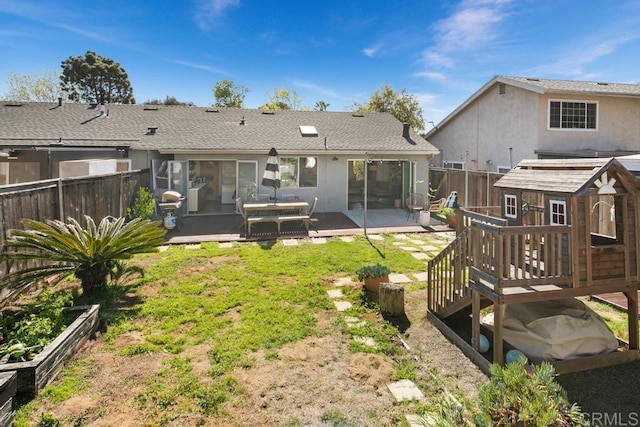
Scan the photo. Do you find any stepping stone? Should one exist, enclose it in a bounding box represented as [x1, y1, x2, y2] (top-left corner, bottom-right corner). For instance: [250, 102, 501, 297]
[393, 234, 409, 240]
[368, 234, 384, 241]
[333, 301, 352, 311]
[409, 239, 425, 245]
[281, 239, 299, 246]
[333, 277, 356, 287]
[400, 246, 418, 252]
[392, 241, 405, 246]
[327, 289, 343, 299]
[405, 414, 434, 427]
[387, 379, 425, 402]
[311, 237, 327, 244]
[218, 242, 233, 248]
[389, 273, 411, 284]
[411, 252, 429, 260]
[413, 272, 429, 282]
[185, 244, 200, 250]
[344, 316, 366, 328]
[340, 236, 354, 242]
[421, 245, 440, 252]
[353, 336, 377, 348]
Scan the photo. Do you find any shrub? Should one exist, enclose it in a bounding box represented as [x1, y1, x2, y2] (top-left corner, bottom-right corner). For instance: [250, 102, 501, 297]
[476, 358, 589, 426]
[0, 215, 166, 297]
[127, 187, 157, 221]
[356, 263, 390, 281]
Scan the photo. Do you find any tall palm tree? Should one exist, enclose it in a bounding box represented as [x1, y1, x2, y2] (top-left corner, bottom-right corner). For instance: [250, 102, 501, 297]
[0, 216, 166, 296]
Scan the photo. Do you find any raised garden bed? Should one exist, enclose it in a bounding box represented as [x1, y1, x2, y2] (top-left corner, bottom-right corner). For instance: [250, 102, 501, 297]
[0, 371, 17, 427]
[0, 304, 99, 398]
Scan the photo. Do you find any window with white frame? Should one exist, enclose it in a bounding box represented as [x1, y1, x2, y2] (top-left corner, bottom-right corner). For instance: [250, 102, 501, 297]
[443, 161, 464, 170]
[505, 194, 517, 219]
[497, 165, 511, 174]
[549, 100, 597, 130]
[279, 157, 318, 188]
[549, 200, 567, 225]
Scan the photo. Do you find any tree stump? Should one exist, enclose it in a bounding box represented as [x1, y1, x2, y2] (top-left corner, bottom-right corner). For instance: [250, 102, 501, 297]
[379, 283, 405, 317]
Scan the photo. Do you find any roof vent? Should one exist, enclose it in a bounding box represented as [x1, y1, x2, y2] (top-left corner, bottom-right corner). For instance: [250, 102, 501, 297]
[597, 82, 609, 86]
[351, 113, 364, 117]
[526, 78, 540, 81]
[4, 103, 22, 107]
[240, 116, 246, 125]
[261, 110, 275, 115]
[143, 107, 159, 111]
[147, 127, 158, 135]
[205, 108, 219, 113]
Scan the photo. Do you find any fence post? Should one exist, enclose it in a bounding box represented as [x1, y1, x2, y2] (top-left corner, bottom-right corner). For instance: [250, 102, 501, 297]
[57, 179, 64, 220]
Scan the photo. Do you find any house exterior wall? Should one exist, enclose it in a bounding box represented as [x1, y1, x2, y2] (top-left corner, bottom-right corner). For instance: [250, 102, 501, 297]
[430, 83, 538, 172]
[172, 153, 430, 214]
[536, 94, 640, 152]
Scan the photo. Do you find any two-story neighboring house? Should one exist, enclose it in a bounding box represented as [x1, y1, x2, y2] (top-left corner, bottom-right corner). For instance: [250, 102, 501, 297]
[426, 76, 640, 172]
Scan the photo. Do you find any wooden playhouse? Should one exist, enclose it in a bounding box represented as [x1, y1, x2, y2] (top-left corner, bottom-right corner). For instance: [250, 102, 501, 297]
[427, 158, 640, 374]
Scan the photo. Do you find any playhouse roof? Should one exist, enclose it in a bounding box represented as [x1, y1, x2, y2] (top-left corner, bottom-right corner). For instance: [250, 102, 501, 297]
[494, 158, 640, 195]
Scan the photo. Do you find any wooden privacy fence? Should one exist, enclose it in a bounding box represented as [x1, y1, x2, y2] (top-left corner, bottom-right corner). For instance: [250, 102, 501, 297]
[0, 169, 149, 302]
[429, 167, 504, 208]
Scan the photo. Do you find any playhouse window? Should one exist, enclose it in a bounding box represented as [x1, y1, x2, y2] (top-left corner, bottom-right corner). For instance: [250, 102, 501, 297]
[590, 195, 618, 244]
[505, 194, 517, 218]
[550, 200, 567, 225]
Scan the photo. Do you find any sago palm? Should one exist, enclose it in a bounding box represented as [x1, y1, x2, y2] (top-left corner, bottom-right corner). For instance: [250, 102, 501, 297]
[0, 215, 166, 296]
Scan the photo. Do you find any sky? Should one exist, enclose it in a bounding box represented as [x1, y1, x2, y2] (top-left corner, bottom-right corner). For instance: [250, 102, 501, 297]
[1, 0, 640, 126]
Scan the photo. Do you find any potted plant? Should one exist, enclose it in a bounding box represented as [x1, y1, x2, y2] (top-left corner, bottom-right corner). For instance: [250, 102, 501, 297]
[439, 206, 457, 228]
[356, 263, 391, 293]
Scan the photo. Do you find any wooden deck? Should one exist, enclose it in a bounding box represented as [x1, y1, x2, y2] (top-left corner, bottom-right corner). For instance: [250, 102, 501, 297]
[594, 291, 640, 315]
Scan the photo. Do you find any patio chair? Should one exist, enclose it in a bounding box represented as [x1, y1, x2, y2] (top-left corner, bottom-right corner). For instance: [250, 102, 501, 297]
[236, 197, 246, 230]
[308, 196, 318, 229]
[405, 193, 426, 222]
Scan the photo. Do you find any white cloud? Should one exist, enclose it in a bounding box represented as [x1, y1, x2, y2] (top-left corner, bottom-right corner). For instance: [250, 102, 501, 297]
[414, 71, 447, 81]
[170, 59, 228, 76]
[293, 80, 339, 98]
[363, 47, 378, 57]
[193, 0, 240, 30]
[421, 0, 511, 70]
[529, 34, 639, 79]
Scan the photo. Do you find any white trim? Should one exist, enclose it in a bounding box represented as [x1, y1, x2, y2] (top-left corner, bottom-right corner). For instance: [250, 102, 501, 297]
[443, 160, 464, 170]
[497, 165, 511, 174]
[547, 99, 598, 131]
[549, 199, 567, 225]
[504, 194, 518, 219]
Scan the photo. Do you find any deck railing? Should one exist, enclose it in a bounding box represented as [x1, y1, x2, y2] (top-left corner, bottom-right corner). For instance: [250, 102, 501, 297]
[428, 208, 574, 317]
[470, 221, 572, 291]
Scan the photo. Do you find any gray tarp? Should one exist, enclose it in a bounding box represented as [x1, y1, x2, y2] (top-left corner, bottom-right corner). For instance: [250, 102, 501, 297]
[482, 298, 618, 361]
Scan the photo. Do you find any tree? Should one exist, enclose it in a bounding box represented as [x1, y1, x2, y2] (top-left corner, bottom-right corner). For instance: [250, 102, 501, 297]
[212, 79, 249, 108]
[2, 70, 62, 102]
[314, 100, 330, 111]
[0, 216, 166, 296]
[260, 87, 303, 110]
[352, 84, 425, 132]
[60, 51, 135, 104]
[143, 96, 193, 106]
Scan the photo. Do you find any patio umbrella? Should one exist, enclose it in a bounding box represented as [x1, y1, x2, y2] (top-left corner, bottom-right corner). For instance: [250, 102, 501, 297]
[261, 147, 281, 201]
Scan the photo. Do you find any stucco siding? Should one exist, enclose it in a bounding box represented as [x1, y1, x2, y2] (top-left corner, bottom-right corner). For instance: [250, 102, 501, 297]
[430, 83, 538, 171]
[537, 94, 640, 152]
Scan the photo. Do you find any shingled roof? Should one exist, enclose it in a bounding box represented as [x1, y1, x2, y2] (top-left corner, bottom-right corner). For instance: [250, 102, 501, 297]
[427, 75, 640, 137]
[494, 158, 640, 195]
[0, 102, 438, 156]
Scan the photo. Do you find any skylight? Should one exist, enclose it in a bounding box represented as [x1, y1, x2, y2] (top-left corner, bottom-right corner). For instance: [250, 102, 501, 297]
[299, 125, 318, 136]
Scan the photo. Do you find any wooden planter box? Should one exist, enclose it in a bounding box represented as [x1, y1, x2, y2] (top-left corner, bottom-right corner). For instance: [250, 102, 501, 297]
[0, 305, 100, 397]
[0, 371, 17, 427]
